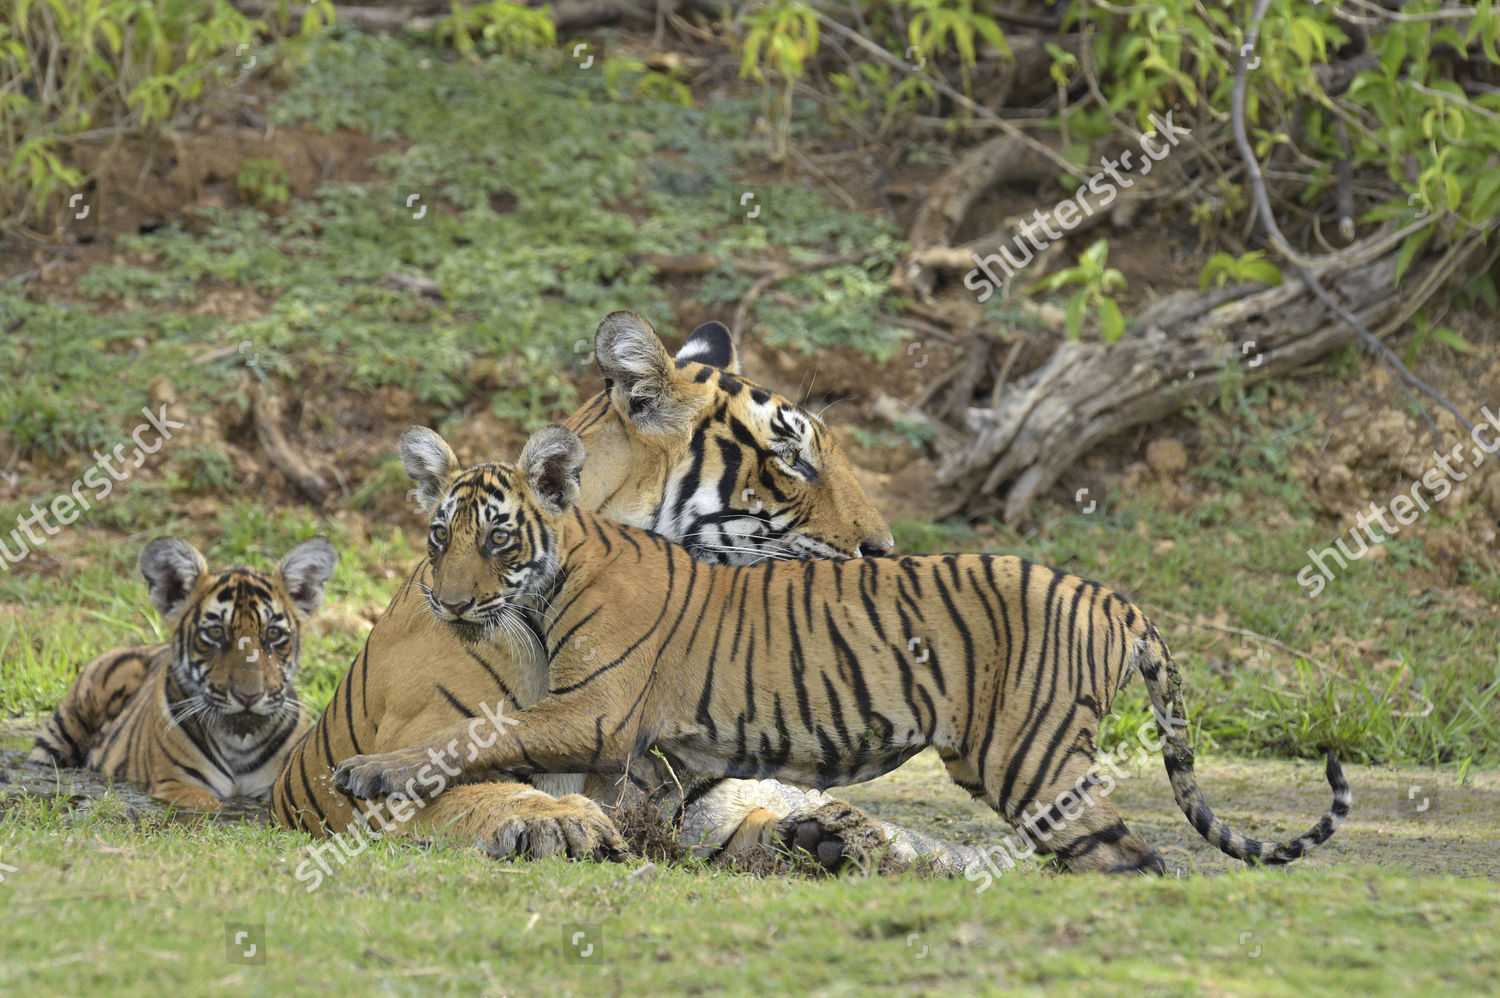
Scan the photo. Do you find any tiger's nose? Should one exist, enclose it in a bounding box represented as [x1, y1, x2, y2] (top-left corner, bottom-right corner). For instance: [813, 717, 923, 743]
[233, 690, 263, 707]
[439, 597, 474, 616]
[859, 537, 895, 558]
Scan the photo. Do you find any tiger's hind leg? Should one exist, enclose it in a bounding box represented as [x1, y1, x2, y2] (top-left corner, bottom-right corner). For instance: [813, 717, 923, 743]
[680, 780, 889, 872]
[29, 644, 162, 766]
[943, 748, 1165, 875]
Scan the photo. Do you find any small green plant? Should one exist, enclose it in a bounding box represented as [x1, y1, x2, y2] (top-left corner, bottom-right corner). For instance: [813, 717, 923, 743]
[1402, 310, 1472, 368]
[603, 57, 694, 108]
[1198, 249, 1283, 290]
[740, 0, 820, 161]
[849, 419, 934, 451]
[1029, 238, 1127, 341]
[439, 0, 555, 59]
[902, 0, 1009, 98]
[180, 443, 240, 493]
[0, 0, 301, 234]
[235, 157, 292, 208]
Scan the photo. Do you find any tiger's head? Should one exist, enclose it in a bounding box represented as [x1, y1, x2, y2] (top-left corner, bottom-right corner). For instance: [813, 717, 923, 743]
[399, 425, 584, 644]
[139, 536, 338, 734]
[569, 310, 893, 564]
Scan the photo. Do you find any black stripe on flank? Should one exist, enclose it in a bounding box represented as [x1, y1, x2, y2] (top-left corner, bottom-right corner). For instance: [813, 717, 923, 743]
[341, 658, 366, 756]
[435, 685, 478, 718]
[159, 743, 219, 790]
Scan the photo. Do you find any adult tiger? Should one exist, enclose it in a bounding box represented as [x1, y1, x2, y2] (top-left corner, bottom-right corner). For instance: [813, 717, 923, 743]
[333, 424, 1351, 874]
[274, 312, 979, 874]
[31, 536, 337, 809]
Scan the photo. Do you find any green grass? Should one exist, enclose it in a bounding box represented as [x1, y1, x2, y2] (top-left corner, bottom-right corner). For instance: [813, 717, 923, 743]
[0, 28, 912, 460]
[0, 790, 1495, 997]
[0, 499, 420, 722]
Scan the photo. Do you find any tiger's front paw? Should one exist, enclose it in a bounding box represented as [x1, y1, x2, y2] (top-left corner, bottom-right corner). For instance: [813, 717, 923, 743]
[157, 783, 225, 812]
[478, 791, 628, 862]
[331, 749, 425, 800]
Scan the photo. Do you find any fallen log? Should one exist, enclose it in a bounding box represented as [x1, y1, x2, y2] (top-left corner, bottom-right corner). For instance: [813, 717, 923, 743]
[246, 378, 333, 505]
[893, 133, 1055, 300]
[933, 229, 1485, 524]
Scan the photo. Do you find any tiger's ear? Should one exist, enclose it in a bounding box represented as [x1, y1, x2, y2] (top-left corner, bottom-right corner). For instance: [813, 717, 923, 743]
[140, 537, 208, 621]
[278, 537, 339, 619]
[399, 426, 461, 513]
[519, 425, 585, 516]
[675, 320, 739, 374]
[595, 310, 698, 435]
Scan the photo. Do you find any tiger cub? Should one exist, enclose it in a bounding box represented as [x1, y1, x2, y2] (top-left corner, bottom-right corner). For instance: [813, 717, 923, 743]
[30, 536, 337, 810]
[333, 426, 1349, 874]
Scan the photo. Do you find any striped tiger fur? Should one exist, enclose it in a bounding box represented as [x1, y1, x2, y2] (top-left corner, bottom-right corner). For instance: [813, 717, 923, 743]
[332, 425, 1350, 874]
[273, 312, 978, 873]
[30, 536, 337, 810]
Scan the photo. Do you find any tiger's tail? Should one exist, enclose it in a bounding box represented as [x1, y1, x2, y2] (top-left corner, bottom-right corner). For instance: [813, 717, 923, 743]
[1133, 626, 1351, 866]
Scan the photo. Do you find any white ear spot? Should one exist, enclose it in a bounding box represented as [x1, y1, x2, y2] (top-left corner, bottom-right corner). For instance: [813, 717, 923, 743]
[675, 321, 738, 373]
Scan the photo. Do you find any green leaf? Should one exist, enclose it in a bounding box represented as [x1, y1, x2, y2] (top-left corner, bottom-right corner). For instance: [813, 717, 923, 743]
[1065, 289, 1087, 339]
[1431, 326, 1473, 353]
[1199, 251, 1234, 290]
[1098, 295, 1125, 342]
[1394, 226, 1434, 284]
[1240, 259, 1283, 286]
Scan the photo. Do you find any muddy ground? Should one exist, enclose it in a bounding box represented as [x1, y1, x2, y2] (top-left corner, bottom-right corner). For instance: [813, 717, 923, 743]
[3, 721, 1494, 880]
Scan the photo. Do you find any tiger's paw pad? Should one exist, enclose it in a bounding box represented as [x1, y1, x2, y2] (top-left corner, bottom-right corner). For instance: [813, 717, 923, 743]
[476, 792, 628, 862]
[774, 801, 887, 873]
[330, 751, 421, 800]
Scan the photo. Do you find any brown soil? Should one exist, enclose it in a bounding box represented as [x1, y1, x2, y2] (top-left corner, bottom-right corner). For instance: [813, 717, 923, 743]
[3, 77, 400, 292]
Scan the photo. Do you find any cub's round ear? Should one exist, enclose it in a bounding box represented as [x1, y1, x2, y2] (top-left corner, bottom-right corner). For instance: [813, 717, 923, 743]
[675, 320, 739, 374]
[399, 426, 461, 513]
[140, 537, 208, 621]
[278, 537, 339, 619]
[519, 425, 585, 516]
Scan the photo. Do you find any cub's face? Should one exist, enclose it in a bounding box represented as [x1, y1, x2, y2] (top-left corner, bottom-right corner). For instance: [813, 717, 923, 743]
[401, 427, 581, 646]
[139, 537, 338, 733]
